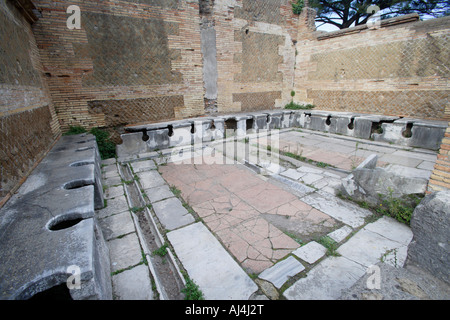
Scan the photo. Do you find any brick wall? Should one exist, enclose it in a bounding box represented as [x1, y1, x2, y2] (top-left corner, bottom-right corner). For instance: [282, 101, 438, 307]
[32, 0, 205, 137]
[294, 12, 450, 121]
[3, 0, 449, 204]
[428, 104, 450, 192]
[214, 0, 299, 113]
[0, 0, 60, 205]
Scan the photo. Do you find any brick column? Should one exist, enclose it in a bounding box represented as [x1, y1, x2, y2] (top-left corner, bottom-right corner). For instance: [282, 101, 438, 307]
[428, 104, 450, 192]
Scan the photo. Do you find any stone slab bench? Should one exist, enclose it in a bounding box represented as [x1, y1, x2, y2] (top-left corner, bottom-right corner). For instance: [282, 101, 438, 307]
[0, 133, 111, 300]
[116, 109, 447, 157]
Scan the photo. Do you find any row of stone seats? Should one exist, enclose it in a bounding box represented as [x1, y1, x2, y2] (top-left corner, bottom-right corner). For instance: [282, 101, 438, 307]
[300, 111, 447, 150]
[117, 109, 447, 158]
[117, 110, 303, 157]
[0, 133, 111, 300]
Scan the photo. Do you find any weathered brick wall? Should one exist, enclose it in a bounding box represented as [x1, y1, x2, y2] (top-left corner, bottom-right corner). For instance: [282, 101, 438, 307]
[294, 12, 450, 121]
[0, 0, 60, 205]
[32, 0, 205, 136]
[428, 104, 450, 192]
[214, 0, 299, 113]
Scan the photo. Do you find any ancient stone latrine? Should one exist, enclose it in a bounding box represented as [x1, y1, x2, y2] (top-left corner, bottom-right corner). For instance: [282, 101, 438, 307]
[1, 0, 450, 203]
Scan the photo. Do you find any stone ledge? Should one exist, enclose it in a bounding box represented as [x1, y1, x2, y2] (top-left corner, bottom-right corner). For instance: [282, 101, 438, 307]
[0, 134, 111, 300]
[316, 14, 420, 40]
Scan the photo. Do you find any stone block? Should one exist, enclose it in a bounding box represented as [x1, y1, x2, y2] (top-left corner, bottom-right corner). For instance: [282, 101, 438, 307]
[117, 132, 147, 157]
[407, 191, 450, 285]
[410, 122, 446, 150]
[147, 128, 170, 150]
[292, 241, 327, 264]
[0, 133, 111, 300]
[340, 262, 450, 300]
[289, 111, 302, 127]
[281, 111, 293, 128]
[353, 118, 373, 139]
[372, 122, 410, 146]
[210, 118, 225, 140]
[356, 154, 378, 170]
[258, 256, 305, 288]
[266, 112, 282, 130]
[341, 167, 427, 206]
[252, 114, 269, 131]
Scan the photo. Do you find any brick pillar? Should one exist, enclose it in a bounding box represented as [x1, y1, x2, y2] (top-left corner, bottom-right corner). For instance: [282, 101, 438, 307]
[428, 104, 450, 192]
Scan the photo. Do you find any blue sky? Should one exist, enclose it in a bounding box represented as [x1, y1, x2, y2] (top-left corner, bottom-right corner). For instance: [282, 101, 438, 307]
[315, 8, 441, 32]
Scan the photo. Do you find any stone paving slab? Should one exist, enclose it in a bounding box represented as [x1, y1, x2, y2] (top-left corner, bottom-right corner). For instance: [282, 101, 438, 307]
[101, 158, 117, 166]
[99, 211, 135, 241]
[104, 185, 124, 199]
[112, 264, 154, 300]
[277, 130, 437, 173]
[283, 256, 366, 300]
[108, 232, 143, 273]
[301, 190, 371, 228]
[146, 184, 175, 203]
[379, 154, 422, 168]
[280, 168, 304, 180]
[363, 216, 413, 246]
[301, 173, 323, 185]
[327, 225, 353, 243]
[159, 161, 337, 274]
[152, 197, 195, 231]
[130, 160, 157, 172]
[97, 195, 129, 219]
[391, 149, 437, 162]
[385, 164, 431, 180]
[103, 169, 120, 179]
[292, 241, 327, 264]
[337, 229, 407, 268]
[167, 222, 258, 299]
[258, 256, 305, 289]
[138, 170, 167, 190]
[417, 161, 436, 171]
[102, 175, 122, 188]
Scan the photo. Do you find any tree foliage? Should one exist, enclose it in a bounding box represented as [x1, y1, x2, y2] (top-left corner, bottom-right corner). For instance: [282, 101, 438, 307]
[292, 0, 305, 14]
[308, 0, 450, 29]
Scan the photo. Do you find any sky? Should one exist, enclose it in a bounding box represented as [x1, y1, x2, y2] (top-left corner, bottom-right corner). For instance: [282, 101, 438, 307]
[314, 8, 442, 32]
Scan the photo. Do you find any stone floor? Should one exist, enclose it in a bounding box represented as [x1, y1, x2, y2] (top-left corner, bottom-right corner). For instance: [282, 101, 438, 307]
[98, 128, 439, 300]
[271, 129, 437, 172]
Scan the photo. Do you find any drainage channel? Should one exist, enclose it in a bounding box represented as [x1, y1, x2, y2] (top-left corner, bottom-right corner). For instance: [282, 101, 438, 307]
[118, 164, 186, 300]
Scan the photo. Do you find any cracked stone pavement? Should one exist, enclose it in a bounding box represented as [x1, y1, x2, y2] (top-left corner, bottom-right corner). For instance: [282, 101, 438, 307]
[159, 160, 338, 274]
